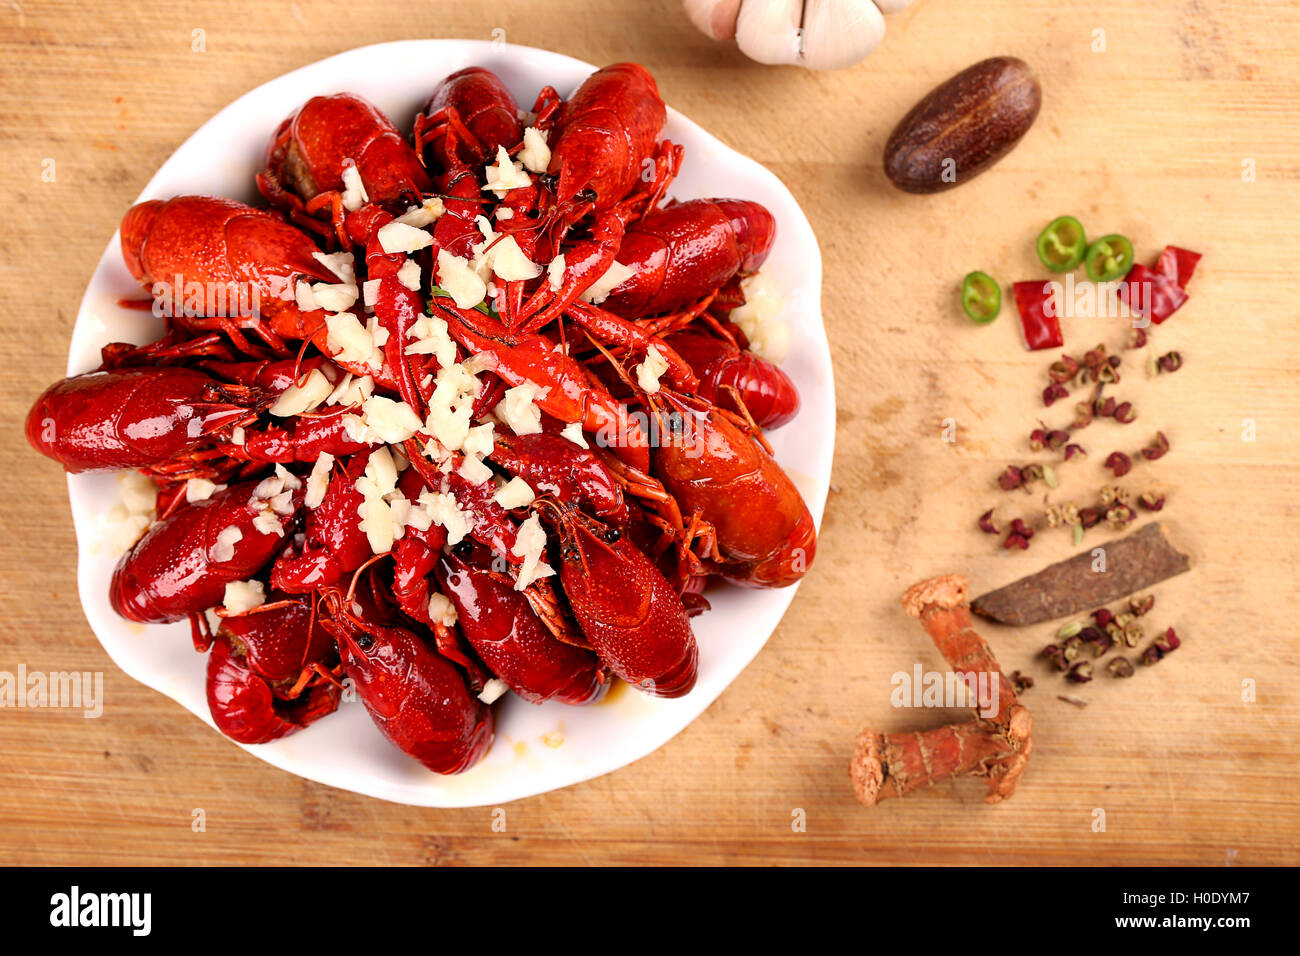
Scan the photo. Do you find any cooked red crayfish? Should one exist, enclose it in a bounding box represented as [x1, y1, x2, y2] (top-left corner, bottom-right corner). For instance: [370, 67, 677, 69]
[207, 600, 341, 744]
[27, 61, 817, 777]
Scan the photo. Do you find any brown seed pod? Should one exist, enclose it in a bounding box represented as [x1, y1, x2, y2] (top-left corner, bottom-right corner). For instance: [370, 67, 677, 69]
[883, 56, 1042, 194]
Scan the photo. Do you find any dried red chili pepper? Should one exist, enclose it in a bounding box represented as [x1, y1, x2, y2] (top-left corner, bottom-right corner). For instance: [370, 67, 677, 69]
[1121, 264, 1188, 325]
[1121, 245, 1200, 325]
[1013, 281, 1063, 351]
[1155, 246, 1202, 288]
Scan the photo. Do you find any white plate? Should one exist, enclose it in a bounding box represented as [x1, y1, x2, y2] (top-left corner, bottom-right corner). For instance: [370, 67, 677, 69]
[64, 39, 834, 807]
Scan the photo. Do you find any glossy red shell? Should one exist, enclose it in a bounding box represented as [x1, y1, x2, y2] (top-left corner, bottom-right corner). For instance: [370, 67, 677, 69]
[437, 548, 605, 705]
[602, 199, 776, 318]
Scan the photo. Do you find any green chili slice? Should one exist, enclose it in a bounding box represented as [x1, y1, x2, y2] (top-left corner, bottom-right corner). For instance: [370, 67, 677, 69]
[961, 271, 1002, 324]
[1036, 215, 1088, 272]
[1084, 234, 1136, 282]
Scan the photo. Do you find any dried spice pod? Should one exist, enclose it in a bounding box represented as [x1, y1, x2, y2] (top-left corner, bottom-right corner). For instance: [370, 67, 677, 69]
[998, 465, 1024, 490]
[1048, 354, 1080, 384]
[1067, 660, 1094, 683]
[1107, 657, 1135, 678]
[970, 523, 1191, 626]
[1043, 383, 1069, 406]
[1104, 451, 1132, 477]
[1138, 491, 1166, 512]
[1129, 593, 1155, 616]
[883, 57, 1041, 194]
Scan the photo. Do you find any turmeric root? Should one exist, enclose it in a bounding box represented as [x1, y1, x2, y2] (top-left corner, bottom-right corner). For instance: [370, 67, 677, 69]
[850, 574, 1032, 806]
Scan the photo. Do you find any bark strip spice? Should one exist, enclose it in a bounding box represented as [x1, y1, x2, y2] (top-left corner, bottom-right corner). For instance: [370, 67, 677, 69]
[850, 575, 1032, 806]
[970, 522, 1191, 626]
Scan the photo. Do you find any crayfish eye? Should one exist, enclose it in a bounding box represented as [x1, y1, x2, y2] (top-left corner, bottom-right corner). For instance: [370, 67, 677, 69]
[354, 632, 374, 650]
[453, 540, 474, 557]
[603, 528, 621, 543]
[665, 412, 685, 433]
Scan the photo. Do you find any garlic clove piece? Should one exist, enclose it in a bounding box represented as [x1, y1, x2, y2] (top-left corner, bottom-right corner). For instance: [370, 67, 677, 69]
[734, 0, 803, 66]
[872, 0, 914, 13]
[683, 0, 743, 41]
[801, 0, 886, 71]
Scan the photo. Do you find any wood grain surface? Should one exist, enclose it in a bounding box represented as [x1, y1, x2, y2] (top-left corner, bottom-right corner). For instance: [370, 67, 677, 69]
[2, 0, 1297, 866]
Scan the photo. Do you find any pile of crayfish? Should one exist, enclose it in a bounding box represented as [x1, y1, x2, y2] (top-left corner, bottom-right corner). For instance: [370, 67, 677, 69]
[26, 62, 816, 774]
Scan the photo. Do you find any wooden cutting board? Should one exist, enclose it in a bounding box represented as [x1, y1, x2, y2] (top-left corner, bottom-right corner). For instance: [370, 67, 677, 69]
[1, 0, 1296, 865]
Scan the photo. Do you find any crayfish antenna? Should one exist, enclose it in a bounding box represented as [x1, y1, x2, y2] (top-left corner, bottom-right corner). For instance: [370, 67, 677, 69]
[717, 383, 773, 456]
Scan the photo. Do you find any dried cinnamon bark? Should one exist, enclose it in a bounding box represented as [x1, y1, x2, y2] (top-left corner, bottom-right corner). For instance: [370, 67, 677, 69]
[970, 522, 1190, 626]
[851, 575, 1032, 806]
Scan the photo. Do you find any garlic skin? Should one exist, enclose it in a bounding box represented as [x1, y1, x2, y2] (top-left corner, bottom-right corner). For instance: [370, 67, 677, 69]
[800, 0, 886, 71]
[684, 0, 742, 40]
[685, 0, 908, 70]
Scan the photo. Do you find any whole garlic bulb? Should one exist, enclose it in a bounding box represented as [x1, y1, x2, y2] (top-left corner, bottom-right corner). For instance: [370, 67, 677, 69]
[683, 0, 743, 40]
[684, 0, 911, 70]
